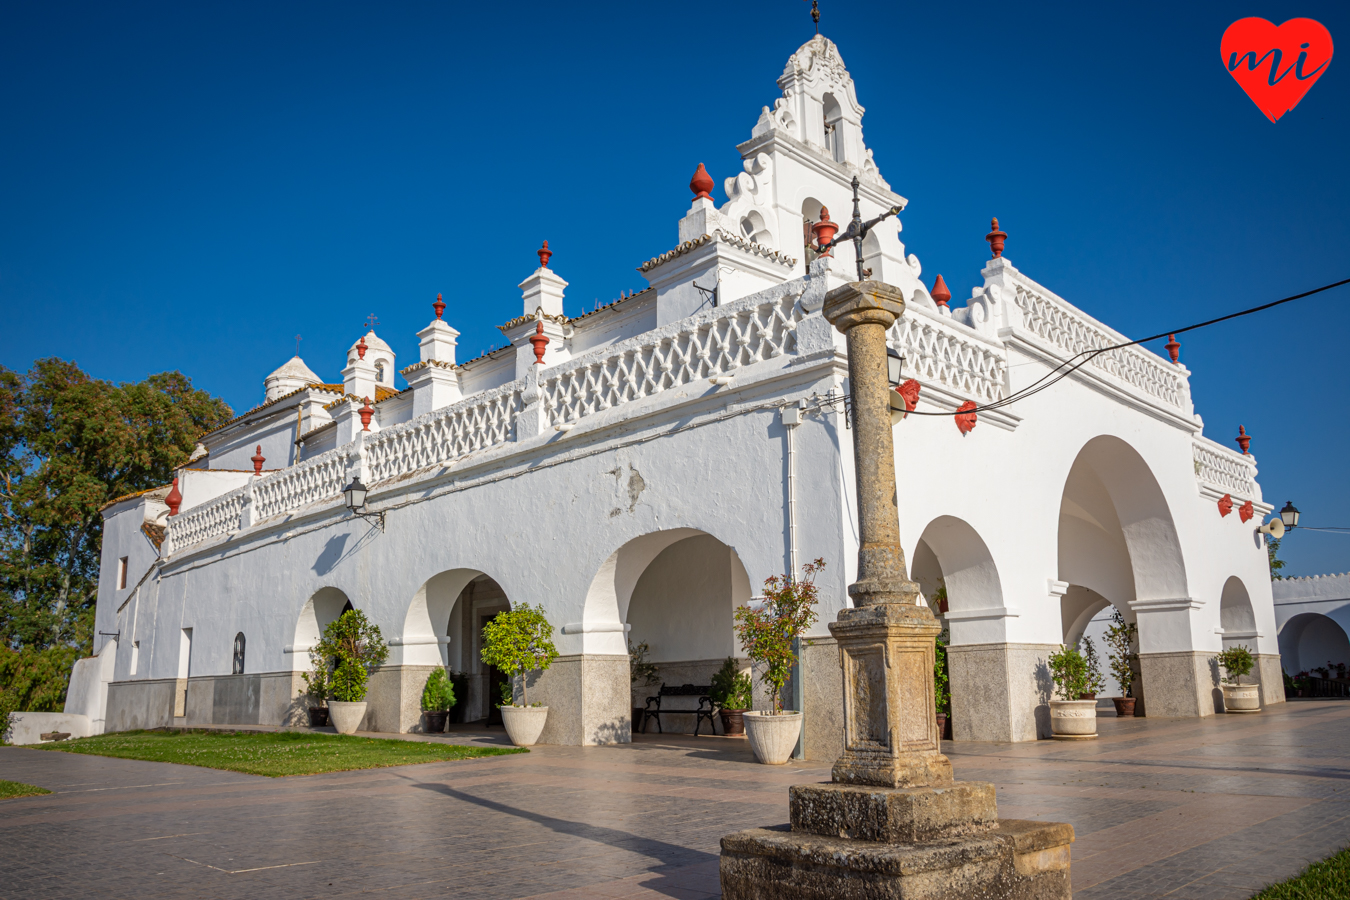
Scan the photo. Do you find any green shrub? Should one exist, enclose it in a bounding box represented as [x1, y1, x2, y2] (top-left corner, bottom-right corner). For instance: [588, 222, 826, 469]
[1081, 636, 1106, 695]
[1048, 645, 1090, 700]
[312, 609, 388, 703]
[0, 645, 82, 728]
[480, 604, 558, 708]
[934, 632, 950, 715]
[299, 653, 328, 705]
[421, 669, 455, 712]
[710, 657, 753, 710]
[1104, 610, 1138, 698]
[1216, 645, 1255, 683]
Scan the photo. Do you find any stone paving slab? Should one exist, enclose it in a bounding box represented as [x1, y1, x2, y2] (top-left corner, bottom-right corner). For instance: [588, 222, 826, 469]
[2, 702, 1350, 897]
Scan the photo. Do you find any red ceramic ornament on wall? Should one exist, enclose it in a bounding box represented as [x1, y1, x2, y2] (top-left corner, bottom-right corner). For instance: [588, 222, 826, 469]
[955, 401, 978, 435]
[359, 397, 373, 431]
[529, 320, 550, 365]
[1239, 500, 1254, 523]
[897, 379, 921, 412]
[166, 477, 182, 517]
[251, 446, 265, 476]
[812, 208, 839, 257]
[1218, 493, 1234, 517]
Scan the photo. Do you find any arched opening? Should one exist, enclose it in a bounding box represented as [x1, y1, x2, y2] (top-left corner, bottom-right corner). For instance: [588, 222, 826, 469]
[861, 229, 883, 281]
[582, 528, 752, 734]
[1058, 435, 1188, 714]
[739, 209, 773, 247]
[1219, 577, 1258, 649]
[801, 196, 824, 266]
[1278, 613, 1350, 675]
[822, 92, 844, 161]
[374, 361, 386, 384]
[232, 632, 246, 675]
[291, 587, 353, 670]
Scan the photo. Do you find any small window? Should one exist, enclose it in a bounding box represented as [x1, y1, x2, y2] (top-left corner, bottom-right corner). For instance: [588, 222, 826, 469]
[374, 362, 386, 383]
[118, 557, 128, 590]
[232, 633, 246, 675]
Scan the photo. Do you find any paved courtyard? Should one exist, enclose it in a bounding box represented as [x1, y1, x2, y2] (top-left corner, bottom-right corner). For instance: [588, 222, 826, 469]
[2, 700, 1349, 899]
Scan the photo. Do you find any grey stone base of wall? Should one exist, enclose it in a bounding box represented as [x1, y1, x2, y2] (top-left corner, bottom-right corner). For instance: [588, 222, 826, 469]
[1138, 651, 1220, 717]
[1255, 653, 1286, 706]
[801, 637, 843, 763]
[528, 654, 631, 746]
[946, 643, 1057, 742]
[106, 678, 179, 733]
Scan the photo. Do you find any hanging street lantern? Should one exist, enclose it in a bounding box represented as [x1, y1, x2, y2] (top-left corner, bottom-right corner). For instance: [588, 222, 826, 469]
[342, 476, 384, 530]
[1280, 501, 1301, 530]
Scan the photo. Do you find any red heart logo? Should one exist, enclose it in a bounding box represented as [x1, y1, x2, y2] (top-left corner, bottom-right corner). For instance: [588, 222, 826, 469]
[1221, 18, 1334, 122]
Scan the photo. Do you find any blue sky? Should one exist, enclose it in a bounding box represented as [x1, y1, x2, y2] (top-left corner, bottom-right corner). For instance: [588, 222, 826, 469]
[2, 2, 1347, 575]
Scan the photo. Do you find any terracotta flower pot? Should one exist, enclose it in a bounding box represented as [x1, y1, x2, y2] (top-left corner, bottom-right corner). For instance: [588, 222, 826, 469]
[501, 706, 549, 746]
[1111, 697, 1136, 717]
[720, 709, 747, 737]
[1049, 699, 1097, 739]
[327, 700, 366, 735]
[423, 710, 448, 733]
[744, 711, 802, 764]
[936, 713, 947, 740]
[306, 706, 329, 727]
[1222, 683, 1261, 713]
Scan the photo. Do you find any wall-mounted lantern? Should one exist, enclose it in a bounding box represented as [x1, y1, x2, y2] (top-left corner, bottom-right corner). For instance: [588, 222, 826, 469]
[343, 476, 384, 531]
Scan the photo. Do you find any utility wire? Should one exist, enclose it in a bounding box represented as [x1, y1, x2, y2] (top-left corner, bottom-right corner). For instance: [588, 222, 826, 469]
[900, 277, 1350, 417]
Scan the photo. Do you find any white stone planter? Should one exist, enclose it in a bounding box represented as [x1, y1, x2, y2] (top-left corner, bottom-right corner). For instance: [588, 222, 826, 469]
[501, 706, 549, 747]
[1049, 699, 1097, 739]
[1222, 682, 1261, 713]
[744, 711, 802, 764]
[327, 700, 367, 735]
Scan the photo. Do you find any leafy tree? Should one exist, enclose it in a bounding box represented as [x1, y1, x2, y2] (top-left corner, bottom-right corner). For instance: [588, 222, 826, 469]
[710, 656, 753, 710]
[312, 608, 388, 703]
[480, 603, 558, 707]
[1081, 636, 1106, 695]
[1268, 536, 1286, 580]
[1215, 645, 1255, 684]
[0, 644, 82, 727]
[1048, 645, 1090, 700]
[1104, 609, 1138, 698]
[733, 558, 823, 714]
[0, 359, 230, 652]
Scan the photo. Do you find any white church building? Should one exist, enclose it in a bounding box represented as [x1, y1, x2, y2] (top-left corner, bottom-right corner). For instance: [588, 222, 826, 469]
[66, 35, 1283, 755]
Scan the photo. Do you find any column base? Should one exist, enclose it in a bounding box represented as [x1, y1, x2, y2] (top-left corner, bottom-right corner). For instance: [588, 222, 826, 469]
[1255, 653, 1286, 706]
[1138, 651, 1219, 717]
[946, 643, 1058, 742]
[720, 819, 1073, 900]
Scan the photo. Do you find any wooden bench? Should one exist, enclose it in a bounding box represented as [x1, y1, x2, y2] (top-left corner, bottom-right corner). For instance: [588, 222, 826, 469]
[642, 683, 716, 736]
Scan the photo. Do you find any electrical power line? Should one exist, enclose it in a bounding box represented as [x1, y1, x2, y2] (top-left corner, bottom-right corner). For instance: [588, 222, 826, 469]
[901, 276, 1350, 417]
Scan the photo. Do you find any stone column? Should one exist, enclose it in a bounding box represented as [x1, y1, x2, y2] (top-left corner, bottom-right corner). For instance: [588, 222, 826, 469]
[719, 282, 1074, 900]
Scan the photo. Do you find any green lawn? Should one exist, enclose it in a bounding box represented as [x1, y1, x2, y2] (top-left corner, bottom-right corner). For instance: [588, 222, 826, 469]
[0, 779, 51, 800]
[1252, 846, 1350, 899]
[39, 729, 525, 777]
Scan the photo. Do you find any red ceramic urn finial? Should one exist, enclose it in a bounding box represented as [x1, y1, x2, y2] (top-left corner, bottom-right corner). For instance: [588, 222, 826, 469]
[538, 241, 552, 269]
[955, 400, 978, 435]
[356, 336, 368, 360]
[433, 292, 445, 320]
[165, 477, 182, 517]
[1236, 425, 1251, 455]
[1165, 333, 1180, 364]
[529, 320, 550, 365]
[251, 445, 265, 476]
[359, 397, 373, 431]
[985, 217, 1008, 258]
[811, 208, 839, 257]
[690, 163, 714, 200]
[931, 274, 952, 308]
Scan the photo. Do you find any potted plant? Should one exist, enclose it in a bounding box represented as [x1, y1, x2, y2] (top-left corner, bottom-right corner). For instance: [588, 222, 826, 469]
[300, 653, 329, 727]
[1105, 611, 1139, 717]
[421, 668, 456, 733]
[1047, 644, 1097, 739]
[934, 630, 950, 739]
[1216, 645, 1260, 713]
[733, 558, 823, 765]
[629, 640, 660, 732]
[710, 656, 753, 737]
[1081, 636, 1105, 699]
[312, 608, 388, 734]
[480, 603, 558, 747]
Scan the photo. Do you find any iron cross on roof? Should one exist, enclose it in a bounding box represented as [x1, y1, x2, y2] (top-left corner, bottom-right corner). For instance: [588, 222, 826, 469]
[364, 314, 379, 330]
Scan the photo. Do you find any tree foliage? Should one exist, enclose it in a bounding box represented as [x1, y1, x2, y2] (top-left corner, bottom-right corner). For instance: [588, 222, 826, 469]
[312, 609, 388, 703]
[480, 603, 558, 707]
[0, 359, 231, 652]
[733, 558, 823, 714]
[1104, 610, 1138, 698]
[1048, 644, 1090, 700]
[1267, 536, 1286, 580]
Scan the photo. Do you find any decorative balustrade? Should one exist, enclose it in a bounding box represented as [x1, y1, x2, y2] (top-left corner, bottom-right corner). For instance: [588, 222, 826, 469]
[542, 292, 802, 427]
[253, 446, 351, 521]
[1193, 437, 1259, 499]
[166, 486, 247, 548]
[888, 311, 1007, 405]
[366, 385, 522, 485]
[1011, 282, 1189, 411]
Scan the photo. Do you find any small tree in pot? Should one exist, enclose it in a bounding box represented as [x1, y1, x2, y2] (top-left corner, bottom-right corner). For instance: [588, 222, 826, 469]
[420, 669, 456, 734]
[710, 656, 753, 737]
[1216, 645, 1260, 713]
[629, 640, 659, 733]
[1105, 611, 1139, 717]
[733, 558, 823, 764]
[314, 608, 388, 734]
[1047, 644, 1097, 739]
[480, 603, 558, 746]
